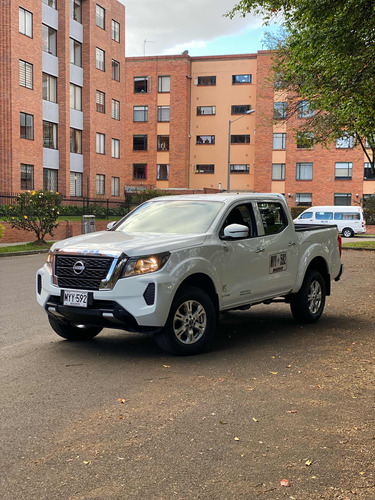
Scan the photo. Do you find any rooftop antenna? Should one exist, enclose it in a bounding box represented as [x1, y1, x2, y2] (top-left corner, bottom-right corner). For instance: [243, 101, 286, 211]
[143, 39, 155, 56]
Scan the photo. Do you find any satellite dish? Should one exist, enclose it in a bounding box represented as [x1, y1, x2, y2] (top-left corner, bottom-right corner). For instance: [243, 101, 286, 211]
[182, 50, 189, 55]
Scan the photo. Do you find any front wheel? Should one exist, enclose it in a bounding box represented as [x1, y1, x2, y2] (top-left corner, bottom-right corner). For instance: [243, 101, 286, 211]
[290, 270, 326, 323]
[48, 315, 103, 341]
[154, 286, 216, 355]
[342, 227, 354, 238]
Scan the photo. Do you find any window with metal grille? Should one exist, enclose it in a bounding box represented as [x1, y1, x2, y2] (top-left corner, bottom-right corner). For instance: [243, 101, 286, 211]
[197, 106, 216, 115]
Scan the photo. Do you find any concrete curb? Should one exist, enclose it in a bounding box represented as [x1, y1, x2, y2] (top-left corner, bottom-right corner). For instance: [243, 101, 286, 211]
[0, 249, 50, 257]
[342, 247, 375, 252]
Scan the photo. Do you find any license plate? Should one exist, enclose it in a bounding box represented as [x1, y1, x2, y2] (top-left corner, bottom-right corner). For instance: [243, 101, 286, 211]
[63, 290, 88, 308]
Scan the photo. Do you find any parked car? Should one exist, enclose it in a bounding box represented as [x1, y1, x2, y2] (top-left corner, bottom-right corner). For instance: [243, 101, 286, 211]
[37, 193, 343, 355]
[294, 205, 366, 237]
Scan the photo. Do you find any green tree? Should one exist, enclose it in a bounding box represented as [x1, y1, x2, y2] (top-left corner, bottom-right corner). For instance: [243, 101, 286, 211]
[5, 190, 63, 243]
[227, 0, 375, 175]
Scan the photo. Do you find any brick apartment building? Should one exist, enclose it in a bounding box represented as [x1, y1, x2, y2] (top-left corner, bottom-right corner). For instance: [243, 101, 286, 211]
[1, 1, 374, 207]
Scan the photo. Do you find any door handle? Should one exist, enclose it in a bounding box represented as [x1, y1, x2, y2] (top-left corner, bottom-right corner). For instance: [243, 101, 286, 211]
[255, 247, 265, 253]
[288, 241, 296, 246]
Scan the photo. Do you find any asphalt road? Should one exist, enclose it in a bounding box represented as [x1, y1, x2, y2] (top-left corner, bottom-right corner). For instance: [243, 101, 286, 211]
[0, 252, 374, 500]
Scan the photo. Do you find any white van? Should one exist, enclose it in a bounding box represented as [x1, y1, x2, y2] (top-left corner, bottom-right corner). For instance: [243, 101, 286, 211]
[294, 205, 366, 237]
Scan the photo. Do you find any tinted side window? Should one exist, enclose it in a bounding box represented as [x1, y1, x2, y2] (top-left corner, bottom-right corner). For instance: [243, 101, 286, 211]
[300, 212, 313, 219]
[315, 212, 333, 220]
[258, 202, 288, 235]
[221, 204, 256, 237]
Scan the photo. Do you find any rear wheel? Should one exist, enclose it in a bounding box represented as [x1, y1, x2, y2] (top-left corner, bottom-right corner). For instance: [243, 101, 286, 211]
[342, 227, 354, 238]
[154, 286, 216, 355]
[290, 270, 326, 323]
[48, 315, 103, 341]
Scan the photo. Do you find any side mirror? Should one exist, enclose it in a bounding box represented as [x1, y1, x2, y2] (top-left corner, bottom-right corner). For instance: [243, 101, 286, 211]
[223, 223, 249, 239]
[107, 221, 117, 230]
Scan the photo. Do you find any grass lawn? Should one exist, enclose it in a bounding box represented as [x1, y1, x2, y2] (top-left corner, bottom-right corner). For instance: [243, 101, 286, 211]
[0, 241, 53, 254]
[342, 240, 375, 249]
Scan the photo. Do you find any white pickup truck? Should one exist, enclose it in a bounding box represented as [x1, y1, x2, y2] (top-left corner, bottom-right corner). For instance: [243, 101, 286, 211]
[36, 193, 343, 355]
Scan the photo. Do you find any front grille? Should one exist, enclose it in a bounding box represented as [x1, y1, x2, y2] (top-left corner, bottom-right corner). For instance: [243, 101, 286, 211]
[55, 255, 114, 290]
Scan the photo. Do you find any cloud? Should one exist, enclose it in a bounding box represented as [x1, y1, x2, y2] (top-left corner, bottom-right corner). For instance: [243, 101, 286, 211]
[119, 0, 263, 56]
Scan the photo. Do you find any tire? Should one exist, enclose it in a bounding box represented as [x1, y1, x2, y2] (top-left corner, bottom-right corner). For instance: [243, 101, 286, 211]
[342, 227, 354, 238]
[48, 315, 103, 341]
[154, 286, 216, 355]
[290, 270, 326, 323]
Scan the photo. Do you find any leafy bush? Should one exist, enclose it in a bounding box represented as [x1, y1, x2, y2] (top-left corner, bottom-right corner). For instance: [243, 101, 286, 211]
[3, 190, 63, 243]
[0, 223, 4, 239]
[363, 197, 375, 225]
[290, 206, 310, 219]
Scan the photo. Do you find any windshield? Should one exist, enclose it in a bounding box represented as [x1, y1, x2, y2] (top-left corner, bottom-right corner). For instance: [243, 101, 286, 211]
[115, 200, 223, 234]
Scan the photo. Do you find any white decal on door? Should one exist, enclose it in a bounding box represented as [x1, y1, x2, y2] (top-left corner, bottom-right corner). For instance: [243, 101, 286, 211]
[269, 252, 287, 274]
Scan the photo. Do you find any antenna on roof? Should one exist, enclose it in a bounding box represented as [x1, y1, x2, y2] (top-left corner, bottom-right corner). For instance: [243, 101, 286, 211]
[143, 39, 155, 56]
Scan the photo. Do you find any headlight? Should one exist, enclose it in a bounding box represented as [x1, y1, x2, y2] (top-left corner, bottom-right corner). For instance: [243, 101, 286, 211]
[46, 250, 54, 268]
[122, 252, 170, 278]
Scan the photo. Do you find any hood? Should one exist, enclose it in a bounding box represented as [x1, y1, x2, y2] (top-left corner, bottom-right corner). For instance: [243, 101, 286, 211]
[51, 230, 207, 257]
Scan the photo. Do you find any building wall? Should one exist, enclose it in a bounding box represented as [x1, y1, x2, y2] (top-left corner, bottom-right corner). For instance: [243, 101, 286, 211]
[189, 55, 257, 192]
[124, 55, 191, 190]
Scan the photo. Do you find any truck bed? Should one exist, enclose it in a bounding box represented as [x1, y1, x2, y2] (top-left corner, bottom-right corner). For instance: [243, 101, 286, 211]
[294, 223, 338, 232]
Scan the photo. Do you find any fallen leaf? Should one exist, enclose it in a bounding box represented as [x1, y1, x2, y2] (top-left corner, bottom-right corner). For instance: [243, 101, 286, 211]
[83, 461, 90, 465]
[286, 410, 298, 414]
[117, 398, 126, 404]
[219, 421, 228, 425]
[247, 387, 255, 391]
[305, 459, 313, 466]
[234, 437, 240, 441]
[286, 365, 292, 368]
[280, 479, 290, 487]
[252, 417, 258, 422]
[270, 371, 278, 375]
[163, 365, 170, 368]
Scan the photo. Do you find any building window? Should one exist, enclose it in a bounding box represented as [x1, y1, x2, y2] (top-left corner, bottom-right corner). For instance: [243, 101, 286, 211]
[70, 172, 82, 197]
[21, 164, 34, 190]
[157, 164, 169, 180]
[42, 73, 57, 102]
[295, 193, 312, 206]
[96, 133, 105, 154]
[364, 163, 375, 180]
[43, 121, 58, 149]
[335, 162, 352, 179]
[157, 135, 169, 151]
[232, 74, 252, 84]
[19, 60, 33, 89]
[134, 77, 149, 93]
[336, 135, 355, 148]
[70, 128, 82, 154]
[196, 135, 215, 145]
[297, 132, 314, 149]
[298, 100, 315, 118]
[43, 0, 57, 8]
[70, 38, 82, 67]
[231, 105, 251, 115]
[157, 106, 170, 122]
[42, 25, 57, 56]
[273, 133, 286, 150]
[96, 4, 105, 29]
[133, 135, 147, 151]
[70, 83, 82, 110]
[197, 76, 216, 86]
[20, 112, 34, 140]
[96, 174, 105, 195]
[158, 76, 170, 93]
[43, 168, 58, 192]
[296, 162, 313, 180]
[195, 164, 215, 174]
[133, 105, 148, 122]
[96, 90, 105, 113]
[112, 99, 120, 120]
[96, 47, 105, 71]
[70, 0, 82, 23]
[273, 102, 287, 120]
[197, 106, 216, 115]
[231, 135, 250, 144]
[112, 138, 120, 158]
[19, 7, 32, 38]
[272, 163, 286, 181]
[111, 176, 120, 196]
[230, 164, 250, 173]
[112, 20, 120, 42]
[334, 193, 352, 206]
[133, 164, 147, 180]
[112, 59, 120, 81]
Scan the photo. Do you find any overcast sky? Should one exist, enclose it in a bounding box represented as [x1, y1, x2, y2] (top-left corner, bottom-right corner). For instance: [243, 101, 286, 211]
[119, 0, 276, 57]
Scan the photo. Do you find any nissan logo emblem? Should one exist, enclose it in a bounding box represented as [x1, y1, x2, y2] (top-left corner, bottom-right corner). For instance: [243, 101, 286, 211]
[73, 261, 85, 275]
